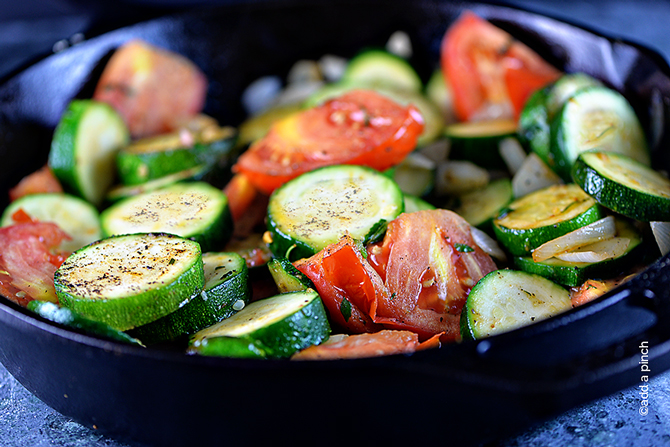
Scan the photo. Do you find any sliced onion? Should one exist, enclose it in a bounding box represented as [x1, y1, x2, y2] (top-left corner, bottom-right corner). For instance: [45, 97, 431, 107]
[386, 31, 413, 59]
[554, 237, 630, 263]
[499, 137, 526, 175]
[318, 54, 348, 83]
[435, 160, 489, 196]
[532, 216, 617, 262]
[470, 226, 507, 262]
[512, 153, 562, 198]
[651, 221, 670, 256]
[418, 139, 450, 163]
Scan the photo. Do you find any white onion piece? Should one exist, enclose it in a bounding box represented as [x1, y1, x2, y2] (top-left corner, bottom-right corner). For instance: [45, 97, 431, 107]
[435, 160, 489, 196]
[318, 54, 348, 83]
[271, 80, 324, 107]
[651, 221, 670, 256]
[241, 75, 282, 115]
[287, 60, 323, 85]
[418, 139, 450, 163]
[499, 137, 526, 175]
[512, 153, 562, 198]
[554, 237, 630, 263]
[470, 226, 507, 262]
[386, 31, 413, 58]
[532, 216, 617, 262]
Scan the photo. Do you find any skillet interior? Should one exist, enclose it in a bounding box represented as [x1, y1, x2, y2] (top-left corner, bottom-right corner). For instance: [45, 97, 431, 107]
[1, 1, 670, 445]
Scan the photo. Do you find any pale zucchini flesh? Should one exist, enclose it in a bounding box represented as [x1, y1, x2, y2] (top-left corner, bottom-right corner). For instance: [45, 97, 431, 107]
[267, 165, 403, 260]
[461, 269, 572, 339]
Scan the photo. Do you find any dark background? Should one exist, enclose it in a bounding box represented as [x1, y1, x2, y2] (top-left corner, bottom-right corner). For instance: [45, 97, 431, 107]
[0, 1, 669, 446]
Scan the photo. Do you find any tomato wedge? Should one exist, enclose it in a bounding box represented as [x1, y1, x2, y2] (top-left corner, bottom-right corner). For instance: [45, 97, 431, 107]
[291, 330, 441, 360]
[441, 11, 561, 121]
[9, 165, 62, 202]
[294, 235, 385, 334]
[0, 221, 71, 306]
[367, 210, 497, 341]
[233, 89, 424, 194]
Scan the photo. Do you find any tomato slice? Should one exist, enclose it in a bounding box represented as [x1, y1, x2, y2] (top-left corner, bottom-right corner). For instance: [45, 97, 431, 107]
[291, 330, 441, 360]
[233, 89, 424, 194]
[441, 11, 561, 121]
[367, 210, 497, 342]
[295, 235, 385, 334]
[9, 165, 62, 202]
[0, 221, 71, 305]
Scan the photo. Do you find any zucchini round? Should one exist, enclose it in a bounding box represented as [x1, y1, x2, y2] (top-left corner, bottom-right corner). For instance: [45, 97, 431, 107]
[189, 289, 330, 359]
[267, 164, 404, 260]
[572, 150, 670, 222]
[493, 183, 603, 256]
[54, 233, 204, 331]
[460, 269, 572, 340]
[100, 181, 233, 252]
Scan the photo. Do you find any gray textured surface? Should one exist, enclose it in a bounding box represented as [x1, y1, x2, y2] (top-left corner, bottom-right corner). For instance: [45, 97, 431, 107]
[1, 1, 670, 446]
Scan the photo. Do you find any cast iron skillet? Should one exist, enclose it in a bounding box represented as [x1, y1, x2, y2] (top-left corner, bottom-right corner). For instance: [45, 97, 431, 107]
[1, 1, 670, 446]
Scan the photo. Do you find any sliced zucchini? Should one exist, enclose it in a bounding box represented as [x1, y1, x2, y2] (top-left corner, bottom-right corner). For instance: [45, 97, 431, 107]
[572, 150, 670, 222]
[444, 119, 517, 169]
[403, 194, 436, 213]
[267, 165, 404, 261]
[518, 73, 601, 166]
[189, 289, 330, 359]
[128, 252, 250, 345]
[342, 49, 422, 92]
[105, 164, 210, 203]
[1, 192, 101, 252]
[425, 68, 455, 124]
[48, 99, 130, 206]
[493, 183, 603, 256]
[460, 269, 572, 340]
[237, 102, 304, 148]
[550, 86, 650, 180]
[100, 181, 232, 252]
[513, 218, 643, 286]
[392, 151, 435, 197]
[267, 257, 314, 293]
[116, 121, 236, 186]
[27, 300, 143, 346]
[455, 178, 513, 231]
[54, 233, 204, 331]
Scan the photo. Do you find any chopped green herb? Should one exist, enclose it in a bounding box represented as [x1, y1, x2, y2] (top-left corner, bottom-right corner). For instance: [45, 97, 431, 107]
[340, 298, 352, 322]
[455, 243, 474, 253]
[168, 258, 176, 265]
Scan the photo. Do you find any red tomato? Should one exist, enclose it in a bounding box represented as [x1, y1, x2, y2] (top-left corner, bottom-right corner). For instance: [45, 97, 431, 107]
[441, 11, 561, 121]
[0, 221, 71, 306]
[291, 330, 441, 360]
[9, 165, 62, 202]
[294, 235, 385, 334]
[367, 210, 497, 342]
[233, 89, 424, 195]
[93, 39, 207, 138]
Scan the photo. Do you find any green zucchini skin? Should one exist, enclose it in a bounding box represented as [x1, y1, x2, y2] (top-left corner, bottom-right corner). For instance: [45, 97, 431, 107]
[28, 300, 143, 346]
[116, 127, 237, 186]
[455, 178, 513, 233]
[55, 233, 204, 331]
[572, 151, 670, 222]
[267, 257, 315, 293]
[518, 73, 602, 169]
[189, 290, 331, 359]
[550, 86, 650, 181]
[493, 184, 603, 256]
[445, 120, 517, 169]
[128, 252, 251, 345]
[48, 99, 130, 207]
[342, 49, 423, 93]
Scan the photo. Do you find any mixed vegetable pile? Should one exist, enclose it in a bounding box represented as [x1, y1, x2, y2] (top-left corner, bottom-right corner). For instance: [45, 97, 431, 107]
[1, 11, 669, 360]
